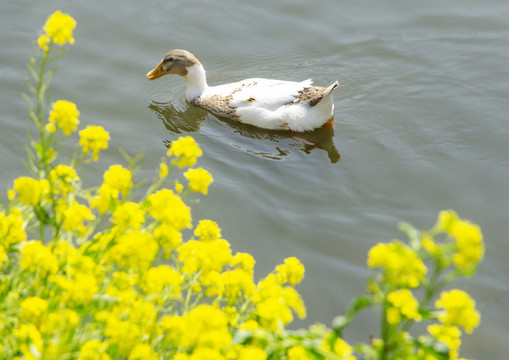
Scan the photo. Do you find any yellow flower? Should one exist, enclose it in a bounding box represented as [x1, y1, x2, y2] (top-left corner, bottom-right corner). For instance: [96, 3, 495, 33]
[231, 252, 255, 274]
[0, 210, 27, 247]
[367, 241, 427, 288]
[53, 272, 99, 306]
[276, 257, 305, 285]
[181, 305, 232, 349]
[47, 100, 80, 136]
[42, 10, 76, 46]
[41, 308, 80, 335]
[148, 189, 192, 230]
[59, 199, 95, 236]
[237, 345, 267, 360]
[190, 347, 225, 360]
[141, 265, 181, 296]
[105, 230, 158, 270]
[128, 344, 159, 360]
[77, 340, 111, 360]
[20, 296, 48, 326]
[37, 34, 50, 51]
[435, 289, 480, 333]
[450, 220, 484, 272]
[50, 164, 79, 197]
[103, 164, 132, 197]
[194, 219, 221, 241]
[184, 167, 213, 195]
[220, 268, 256, 303]
[12, 177, 50, 206]
[113, 201, 145, 231]
[167, 136, 203, 168]
[79, 125, 110, 161]
[13, 324, 43, 357]
[153, 223, 183, 257]
[178, 239, 232, 274]
[159, 160, 169, 178]
[287, 345, 311, 360]
[20, 240, 58, 275]
[427, 324, 462, 358]
[386, 289, 421, 324]
[0, 245, 6, 265]
[321, 333, 356, 360]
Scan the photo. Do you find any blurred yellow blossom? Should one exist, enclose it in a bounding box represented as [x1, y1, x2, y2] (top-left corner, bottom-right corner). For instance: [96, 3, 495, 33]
[153, 222, 183, 257]
[53, 272, 98, 306]
[77, 340, 111, 360]
[0, 210, 27, 247]
[287, 345, 311, 360]
[105, 230, 158, 270]
[167, 136, 202, 168]
[128, 343, 159, 360]
[41, 308, 80, 335]
[50, 164, 79, 197]
[237, 345, 267, 360]
[47, 100, 80, 135]
[103, 164, 132, 197]
[194, 219, 221, 241]
[59, 199, 95, 236]
[321, 333, 356, 360]
[20, 240, 58, 275]
[79, 125, 110, 161]
[19, 296, 48, 326]
[386, 289, 421, 324]
[276, 257, 305, 285]
[142, 265, 181, 296]
[435, 289, 480, 333]
[113, 201, 145, 231]
[11, 177, 50, 206]
[178, 238, 232, 274]
[13, 324, 43, 358]
[231, 252, 255, 274]
[37, 34, 50, 52]
[368, 241, 427, 288]
[184, 167, 213, 195]
[42, 10, 76, 46]
[148, 189, 191, 230]
[427, 324, 461, 359]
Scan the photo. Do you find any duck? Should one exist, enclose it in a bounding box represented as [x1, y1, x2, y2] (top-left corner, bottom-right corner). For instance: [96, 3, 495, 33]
[146, 49, 338, 132]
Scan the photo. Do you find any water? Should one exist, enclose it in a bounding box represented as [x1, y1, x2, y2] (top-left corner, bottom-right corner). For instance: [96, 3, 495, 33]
[2, 0, 509, 358]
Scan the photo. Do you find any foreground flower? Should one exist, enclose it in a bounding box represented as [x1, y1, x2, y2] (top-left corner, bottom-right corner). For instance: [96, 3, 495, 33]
[435, 289, 480, 333]
[167, 136, 202, 168]
[79, 125, 110, 161]
[46, 100, 80, 135]
[184, 167, 213, 195]
[42, 10, 76, 46]
[10, 177, 50, 206]
[386, 289, 421, 324]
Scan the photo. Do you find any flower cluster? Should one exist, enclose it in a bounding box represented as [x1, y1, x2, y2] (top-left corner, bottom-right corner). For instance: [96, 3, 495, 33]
[37, 10, 76, 52]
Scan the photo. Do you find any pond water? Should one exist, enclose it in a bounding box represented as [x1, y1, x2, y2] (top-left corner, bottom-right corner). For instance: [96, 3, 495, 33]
[2, 0, 509, 358]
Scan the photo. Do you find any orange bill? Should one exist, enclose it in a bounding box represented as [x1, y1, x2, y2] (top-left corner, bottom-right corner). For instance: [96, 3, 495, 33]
[146, 61, 167, 80]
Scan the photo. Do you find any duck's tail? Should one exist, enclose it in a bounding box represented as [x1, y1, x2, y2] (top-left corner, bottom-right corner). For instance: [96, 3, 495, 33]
[324, 81, 339, 97]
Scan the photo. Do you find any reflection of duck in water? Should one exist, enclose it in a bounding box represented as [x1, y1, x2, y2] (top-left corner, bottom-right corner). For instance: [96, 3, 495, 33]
[147, 49, 338, 132]
[148, 99, 340, 163]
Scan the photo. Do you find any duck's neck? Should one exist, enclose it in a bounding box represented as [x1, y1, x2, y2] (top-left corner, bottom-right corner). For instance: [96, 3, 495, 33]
[184, 64, 208, 101]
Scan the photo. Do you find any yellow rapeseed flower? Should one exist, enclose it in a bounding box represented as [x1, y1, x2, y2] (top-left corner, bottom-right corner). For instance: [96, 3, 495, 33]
[105, 230, 158, 270]
[287, 345, 312, 360]
[435, 289, 480, 333]
[13, 324, 43, 357]
[178, 239, 232, 274]
[79, 125, 110, 161]
[231, 252, 255, 274]
[194, 219, 221, 241]
[53, 272, 99, 306]
[153, 223, 183, 257]
[42, 10, 76, 46]
[142, 265, 181, 295]
[103, 164, 133, 197]
[0, 245, 6, 265]
[450, 220, 484, 272]
[427, 324, 462, 359]
[181, 305, 232, 349]
[113, 201, 145, 231]
[11, 177, 50, 206]
[275, 257, 305, 285]
[19, 296, 48, 326]
[41, 308, 80, 335]
[0, 210, 27, 247]
[50, 164, 79, 197]
[20, 240, 58, 275]
[184, 167, 213, 195]
[159, 160, 169, 178]
[59, 199, 95, 236]
[37, 34, 50, 52]
[237, 345, 268, 360]
[167, 136, 203, 168]
[367, 241, 427, 288]
[386, 289, 422, 324]
[220, 268, 256, 303]
[77, 340, 111, 360]
[148, 189, 192, 230]
[128, 344, 159, 360]
[320, 333, 356, 360]
[47, 100, 80, 136]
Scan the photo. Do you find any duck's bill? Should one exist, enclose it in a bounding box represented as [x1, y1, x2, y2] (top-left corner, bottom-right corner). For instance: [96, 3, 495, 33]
[146, 62, 167, 80]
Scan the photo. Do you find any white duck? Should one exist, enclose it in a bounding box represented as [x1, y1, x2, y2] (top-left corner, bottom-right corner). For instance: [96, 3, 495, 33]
[146, 49, 338, 132]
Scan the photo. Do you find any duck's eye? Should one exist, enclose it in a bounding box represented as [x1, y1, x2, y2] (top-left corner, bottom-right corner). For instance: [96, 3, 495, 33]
[164, 57, 174, 64]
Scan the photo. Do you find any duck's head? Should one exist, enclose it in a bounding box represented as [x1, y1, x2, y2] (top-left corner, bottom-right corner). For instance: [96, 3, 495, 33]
[146, 49, 201, 80]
